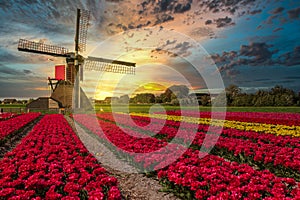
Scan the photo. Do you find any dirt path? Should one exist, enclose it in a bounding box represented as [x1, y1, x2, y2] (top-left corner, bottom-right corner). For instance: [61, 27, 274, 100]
[65, 116, 180, 200]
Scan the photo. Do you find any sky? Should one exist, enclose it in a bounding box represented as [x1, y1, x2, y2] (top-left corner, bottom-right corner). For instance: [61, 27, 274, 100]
[0, 0, 299, 100]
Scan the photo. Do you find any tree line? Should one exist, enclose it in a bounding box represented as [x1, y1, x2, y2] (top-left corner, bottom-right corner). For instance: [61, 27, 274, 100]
[130, 85, 190, 105]
[99, 84, 300, 107]
[217, 85, 300, 107]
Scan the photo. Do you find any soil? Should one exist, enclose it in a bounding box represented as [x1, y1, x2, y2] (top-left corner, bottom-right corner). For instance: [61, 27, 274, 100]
[65, 116, 180, 200]
[0, 115, 43, 158]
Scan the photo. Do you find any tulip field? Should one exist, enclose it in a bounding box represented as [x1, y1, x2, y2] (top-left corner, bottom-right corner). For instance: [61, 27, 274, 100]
[1, 110, 300, 199]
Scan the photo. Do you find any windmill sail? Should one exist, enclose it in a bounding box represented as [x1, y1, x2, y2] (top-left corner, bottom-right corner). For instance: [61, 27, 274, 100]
[18, 39, 69, 57]
[78, 9, 90, 52]
[84, 56, 136, 74]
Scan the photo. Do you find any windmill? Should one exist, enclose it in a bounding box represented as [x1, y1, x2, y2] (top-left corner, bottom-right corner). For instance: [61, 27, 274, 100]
[17, 9, 136, 109]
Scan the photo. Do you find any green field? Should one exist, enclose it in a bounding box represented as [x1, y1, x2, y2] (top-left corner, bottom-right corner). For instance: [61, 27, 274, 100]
[0, 104, 26, 108]
[94, 104, 300, 113]
[1, 103, 299, 113]
[0, 104, 26, 113]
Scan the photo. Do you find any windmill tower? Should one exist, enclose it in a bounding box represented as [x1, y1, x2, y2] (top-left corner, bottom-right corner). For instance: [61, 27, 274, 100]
[17, 9, 135, 110]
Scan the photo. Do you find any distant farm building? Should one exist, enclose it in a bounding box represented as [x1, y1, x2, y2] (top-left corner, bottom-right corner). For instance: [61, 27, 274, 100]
[26, 97, 59, 112]
[2, 99, 17, 104]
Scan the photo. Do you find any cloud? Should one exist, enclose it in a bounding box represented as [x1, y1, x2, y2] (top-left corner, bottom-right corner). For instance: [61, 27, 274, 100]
[253, 78, 272, 82]
[0, 47, 60, 66]
[211, 51, 238, 65]
[257, 6, 292, 30]
[202, 0, 258, 15]
[287, 7, 300, 19]
[134, 83, 167, 93]
[190, 27, 215, 38]
[284, 76, 300, 80]
[137, 0, 192, 19]
[151, 40, 193, 58]
[240, 42, 274, 62]
[0, 77, 48, 98]
[109, 20, 152, 32]
[0, 64, 34, 76]
[23, 69, 33, 74]
[105, 0, 124, 2]
[225, 69, 240, 77]
[270, 7, 284, 15]
[154, 14, 174, 25]
[211, 42, 300, 76]
[204, 16, 234, 28]
[174, 41, 192, 57]
[265, 15, 278, 25]
[278, 46, 300, 66]
[0, 64, 21, 75]
[211, 42, 278, 74]
[0, 49, 27, 63]
[273, 27, 283, 32]
[248, 9, 262, 15]
[248, 35, 279, 43]
[205, 20, 213, 25]
[215, 16, 234, 28]
[174, 3, 192, 13]
[154, 0, 192, 13]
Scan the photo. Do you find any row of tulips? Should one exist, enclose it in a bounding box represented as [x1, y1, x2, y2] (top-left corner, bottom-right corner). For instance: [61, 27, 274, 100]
[158, 149, 300, 200]
[97, 113, 300, 149]
[197, 135, 300, 179]
[73, 114, 173, 157]
[132, 114, 300, 148]
[74, 114, 300, 199]
[0, 112, 18, 121]
[130, 112, 300, 137]
[95, 113, 300, 178]
[96, 113, 200, 143]
[0, 113, 40, 140]
[75, 114, 192, 172]
[163, 111, 300, 126]
[0, 114, 121, 200]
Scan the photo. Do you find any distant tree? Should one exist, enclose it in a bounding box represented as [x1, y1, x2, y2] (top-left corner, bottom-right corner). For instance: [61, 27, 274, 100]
[297, 92, 300, 106]
[168, 85, 189, 98]
[162, 94, 171, 103]
[111, 97, 119, 104]
[171, 98, 180, 106]
[250, 85, 297, 106]
[200, 95, 211, 106]
[274, 93, 295, 106]
[132, 93, 155, 104]
[155, 96, 163, 103]
[270, 85, 296, 106]
[211, 92, 227, 107]
[253, 90, 270, 106]
[160, 85, 189, 103]
[129, 98, 135, 104]
[225, 85, 241, 106]
[119, 95, 129, 104]
[226, 85, 241, 97]
[270, 85, 293, 95]
[232, 93, 254, 106]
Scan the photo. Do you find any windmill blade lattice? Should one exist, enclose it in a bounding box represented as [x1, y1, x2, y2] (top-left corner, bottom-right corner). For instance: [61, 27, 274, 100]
[84, 56, 136, 75]
[18, 39, 69, 57]
[78, 9, 90, 52]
